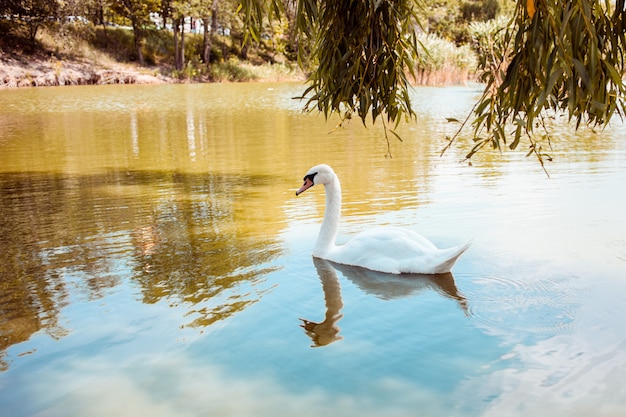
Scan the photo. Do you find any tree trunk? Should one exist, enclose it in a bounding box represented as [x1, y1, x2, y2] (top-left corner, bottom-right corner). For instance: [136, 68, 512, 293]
[211, 2, 218, 38]
[96, 3, 108, 48]
[180, 17, 185, 69]
[211, 6, 226, 60]
[131, 21, 145, 66]
[173, 18, 181, 70]
[161, 7, 168, 30]
[202, 17, 211, 65]
[27, 22, 41, 51]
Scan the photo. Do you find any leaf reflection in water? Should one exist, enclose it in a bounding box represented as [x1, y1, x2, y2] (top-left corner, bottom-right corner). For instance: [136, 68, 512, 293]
[300, 258, 469, 347]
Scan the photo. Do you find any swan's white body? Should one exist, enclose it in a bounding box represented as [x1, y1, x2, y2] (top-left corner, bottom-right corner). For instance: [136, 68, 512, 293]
[296, 164, 470, 274]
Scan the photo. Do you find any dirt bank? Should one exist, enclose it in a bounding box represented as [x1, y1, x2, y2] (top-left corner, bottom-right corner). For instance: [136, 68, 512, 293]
[0, 52, 173, 88]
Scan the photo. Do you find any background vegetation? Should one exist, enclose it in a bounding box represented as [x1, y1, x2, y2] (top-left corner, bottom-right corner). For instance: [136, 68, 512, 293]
[1, 0, 511, 82]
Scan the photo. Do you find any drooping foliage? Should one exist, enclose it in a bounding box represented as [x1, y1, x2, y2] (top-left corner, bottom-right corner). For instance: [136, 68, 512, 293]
[240, 0, 423, 149]
[450, 0, 626, 169]
[298, 0, 421, 128]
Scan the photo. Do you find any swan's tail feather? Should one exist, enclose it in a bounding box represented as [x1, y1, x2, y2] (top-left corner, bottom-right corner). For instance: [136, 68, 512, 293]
[432, 240, 472, 274]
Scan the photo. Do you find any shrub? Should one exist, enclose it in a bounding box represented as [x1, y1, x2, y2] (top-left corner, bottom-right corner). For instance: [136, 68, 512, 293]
[209, 58, 257, 82]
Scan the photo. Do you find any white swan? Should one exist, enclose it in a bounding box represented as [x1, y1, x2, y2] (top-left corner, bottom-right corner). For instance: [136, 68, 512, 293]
[296, 164, 470, 274]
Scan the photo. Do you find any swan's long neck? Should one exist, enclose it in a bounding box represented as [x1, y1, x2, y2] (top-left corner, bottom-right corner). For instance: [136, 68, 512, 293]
[313, 174, 341, 257]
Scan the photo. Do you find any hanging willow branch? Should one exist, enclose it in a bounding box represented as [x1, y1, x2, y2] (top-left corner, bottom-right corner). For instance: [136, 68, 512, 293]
[448, 0, 626, 168]
[296, 0, 421, 127]
[239, 0, 423, 151]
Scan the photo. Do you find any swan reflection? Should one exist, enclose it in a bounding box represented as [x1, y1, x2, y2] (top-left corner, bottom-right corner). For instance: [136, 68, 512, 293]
[301, 258, 468, 347]
[300, 258, 344, 347]
[331, 261, 468, 312]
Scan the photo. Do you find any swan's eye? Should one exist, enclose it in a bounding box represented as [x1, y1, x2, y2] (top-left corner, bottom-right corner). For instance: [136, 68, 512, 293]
[303, 172, 317, 182]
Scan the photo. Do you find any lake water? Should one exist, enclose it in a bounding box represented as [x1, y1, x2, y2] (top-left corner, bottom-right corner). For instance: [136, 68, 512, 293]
[0, 82, 625, 417]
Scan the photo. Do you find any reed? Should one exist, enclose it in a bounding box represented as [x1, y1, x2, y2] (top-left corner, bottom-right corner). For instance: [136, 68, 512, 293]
[412, 33, 477, 85]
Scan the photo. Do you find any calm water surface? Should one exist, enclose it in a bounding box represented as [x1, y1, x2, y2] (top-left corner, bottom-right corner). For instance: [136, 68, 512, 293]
[0, 83, 625, 417]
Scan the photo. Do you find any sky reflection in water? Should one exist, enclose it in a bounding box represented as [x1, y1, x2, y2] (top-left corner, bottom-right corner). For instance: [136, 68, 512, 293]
[0, 83, 625, 417]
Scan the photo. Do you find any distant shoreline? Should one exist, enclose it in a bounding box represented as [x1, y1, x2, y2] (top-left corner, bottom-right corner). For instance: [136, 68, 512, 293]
[0, 52, 307, 89]
[1, 50, 472, 90]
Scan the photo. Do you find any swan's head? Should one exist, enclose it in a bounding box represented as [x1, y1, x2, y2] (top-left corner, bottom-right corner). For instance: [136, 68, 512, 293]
[296, 164, 336, 196]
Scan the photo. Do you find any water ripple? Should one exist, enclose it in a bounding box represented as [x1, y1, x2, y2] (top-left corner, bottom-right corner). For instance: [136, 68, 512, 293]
[461, 273, 583, 337]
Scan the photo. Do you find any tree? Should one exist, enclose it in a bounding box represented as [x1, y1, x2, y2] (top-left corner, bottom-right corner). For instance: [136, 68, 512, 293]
[240, 0, 626, 163]
[169, 0, 192, 71]
[109, 0, 159, 65]
[0, 0, 63, 47]
[200, 0, 218, 65]
[82, 0, 111, 46]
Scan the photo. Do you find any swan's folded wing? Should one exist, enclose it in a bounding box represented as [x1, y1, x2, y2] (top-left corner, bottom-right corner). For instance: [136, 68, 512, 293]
[404, 241, 471, 274]
[326, 227, 458, 274]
